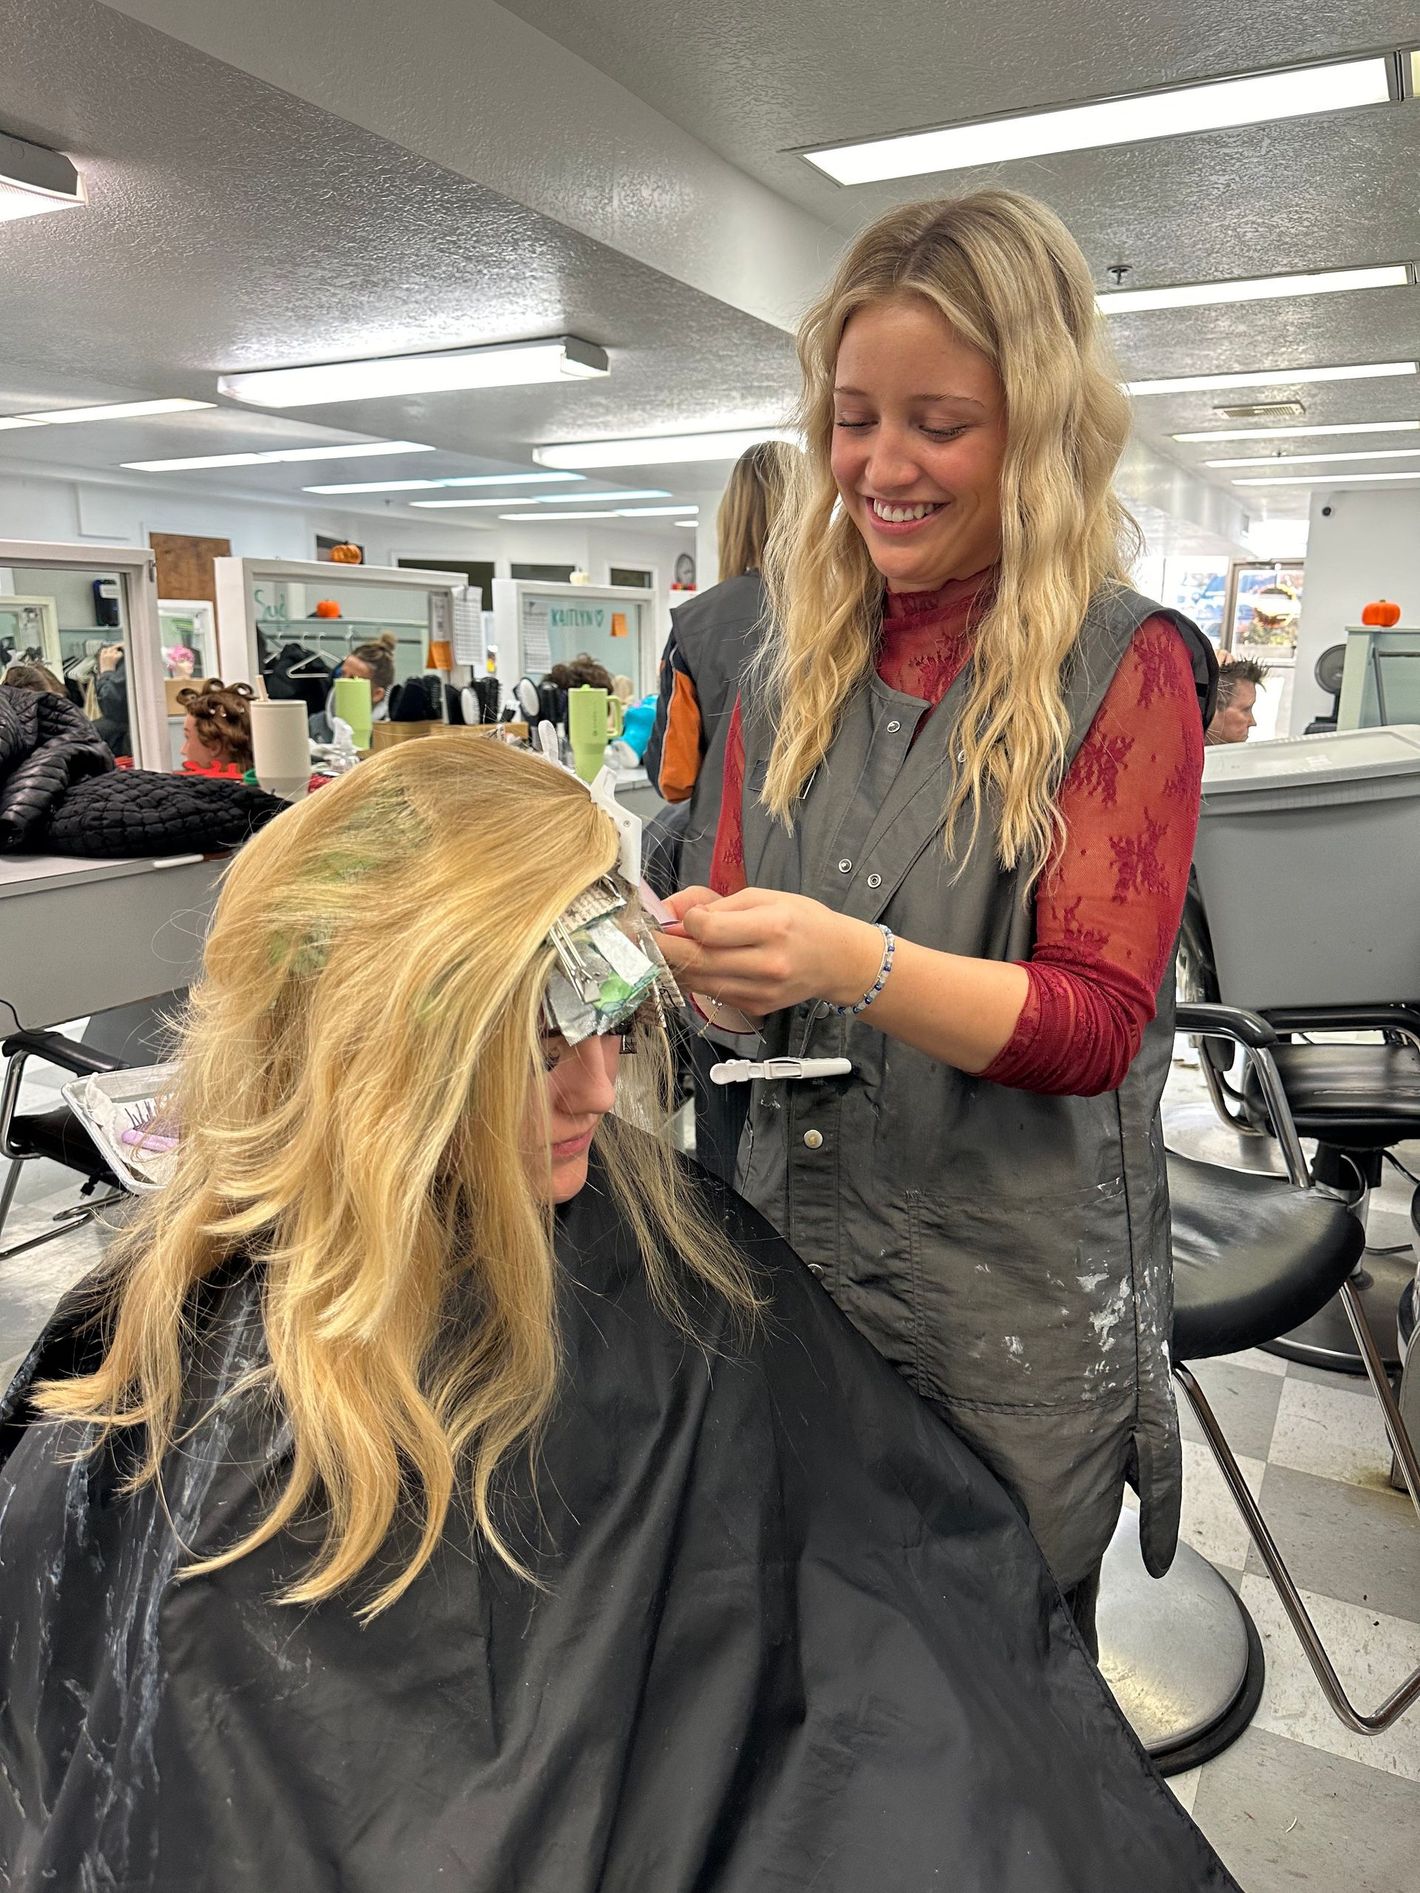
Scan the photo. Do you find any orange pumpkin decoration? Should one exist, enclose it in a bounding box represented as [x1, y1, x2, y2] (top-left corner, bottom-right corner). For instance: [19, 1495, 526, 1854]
[1361, 599, 1402, 627]
[328, 542, 363, 564]
[313, 599, 342, 619]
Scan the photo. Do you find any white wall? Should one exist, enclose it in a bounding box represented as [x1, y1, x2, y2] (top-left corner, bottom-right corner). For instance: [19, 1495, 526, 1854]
[0, 466, 694, 601]
[1289, 487, 1420, 731]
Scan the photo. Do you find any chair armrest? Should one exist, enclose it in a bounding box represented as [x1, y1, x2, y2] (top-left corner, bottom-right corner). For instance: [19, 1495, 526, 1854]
[1175, 1002, 1278, 1050]
[1263, 1004, 1420, 1050]
[1, 1029, 127, 1077]
[1172, 1005, 1311, 1189]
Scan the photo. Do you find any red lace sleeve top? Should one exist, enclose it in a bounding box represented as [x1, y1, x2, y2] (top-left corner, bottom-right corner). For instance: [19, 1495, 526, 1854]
[709, 573, 1204, 1096]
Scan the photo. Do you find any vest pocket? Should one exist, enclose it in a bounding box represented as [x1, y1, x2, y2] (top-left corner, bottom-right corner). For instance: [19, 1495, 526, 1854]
[905, 1180, 1135, 1412]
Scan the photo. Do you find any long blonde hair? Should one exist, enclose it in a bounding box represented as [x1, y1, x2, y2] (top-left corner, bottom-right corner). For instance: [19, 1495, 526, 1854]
[717, 438, 797, 582]
[761, 188, 1139, 879]
[35, 737, 756, 1616]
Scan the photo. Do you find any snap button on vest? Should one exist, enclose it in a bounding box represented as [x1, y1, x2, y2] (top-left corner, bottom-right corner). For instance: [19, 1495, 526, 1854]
[837, 858, 852, 873]
[866, 872, 882, 889]
[886, 719, 901, 733]
[803, 1129, 823, 1149]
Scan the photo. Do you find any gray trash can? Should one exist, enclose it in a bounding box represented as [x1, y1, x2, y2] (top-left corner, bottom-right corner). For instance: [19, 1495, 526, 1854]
[1194, 725, 1420, 1011]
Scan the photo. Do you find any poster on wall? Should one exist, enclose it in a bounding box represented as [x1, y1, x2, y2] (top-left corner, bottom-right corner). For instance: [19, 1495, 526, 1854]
[149, 533, 232, 605]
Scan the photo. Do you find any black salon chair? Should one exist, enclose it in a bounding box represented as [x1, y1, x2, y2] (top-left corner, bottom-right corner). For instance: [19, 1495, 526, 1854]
[1179, 880, 1420, 1372]
[0, 1028, 131, 1261]
[1100, 1002, 1420, 1770]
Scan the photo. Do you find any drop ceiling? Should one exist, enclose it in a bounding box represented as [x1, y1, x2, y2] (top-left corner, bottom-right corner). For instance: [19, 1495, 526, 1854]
[1, 0, 1416, 532]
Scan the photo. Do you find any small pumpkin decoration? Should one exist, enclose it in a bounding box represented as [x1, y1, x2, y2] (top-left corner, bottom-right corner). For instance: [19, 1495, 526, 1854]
[313, 599, 343, 619]
[1361, 598, 1402, 627]
[328, 542, 363, 564]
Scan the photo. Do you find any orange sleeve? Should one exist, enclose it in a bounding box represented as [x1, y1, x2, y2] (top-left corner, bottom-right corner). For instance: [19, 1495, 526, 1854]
[657, 670, 703, 803]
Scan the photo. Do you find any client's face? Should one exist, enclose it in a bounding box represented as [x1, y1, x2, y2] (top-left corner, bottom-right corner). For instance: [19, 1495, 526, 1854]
[537, 1032, 621, 1202]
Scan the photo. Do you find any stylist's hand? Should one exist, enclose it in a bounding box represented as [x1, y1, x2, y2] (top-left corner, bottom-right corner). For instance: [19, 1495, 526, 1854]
[660, 886, 885, 1015]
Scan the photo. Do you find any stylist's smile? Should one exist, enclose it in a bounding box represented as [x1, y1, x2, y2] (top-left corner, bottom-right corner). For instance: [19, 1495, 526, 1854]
[865, 497, 948, 534]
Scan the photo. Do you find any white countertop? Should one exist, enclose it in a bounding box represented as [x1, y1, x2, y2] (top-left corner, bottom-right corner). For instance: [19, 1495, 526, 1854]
[0, 851, 205, 900]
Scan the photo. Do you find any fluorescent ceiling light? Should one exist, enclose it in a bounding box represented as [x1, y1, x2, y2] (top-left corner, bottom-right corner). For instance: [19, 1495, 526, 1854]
[18, 397, 213, 425]
[219, 337, 608, 408]
[804, 53, 1397, 184]
[1098, 262, 1410, 316]
[124, 440, 433, 472]
[0, 130, 85, 222]
[1234, 470, 1420, 486]
[408, 495, 580, 508]
[500, 505, 700, 521]
[1206, 447, 1420, 467]
[1127, 361, 1416, 396]
[535, 427, 797, 470]
[675, 519, 697, 528]
[306, 470, 583, 495]
[411, 489, 668, 510]
[0, 416, 46, 432]
[434, 472, 583, 487]
[1174, 419, 1420, 442]
[534, 488, 670, 503]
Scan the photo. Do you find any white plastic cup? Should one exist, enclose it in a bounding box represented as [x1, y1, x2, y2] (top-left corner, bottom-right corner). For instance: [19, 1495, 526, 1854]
[250, 698, 311, 802]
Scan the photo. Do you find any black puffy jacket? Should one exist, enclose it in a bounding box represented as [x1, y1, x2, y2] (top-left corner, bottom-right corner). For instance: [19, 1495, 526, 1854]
[0, 687, 112, 851]
[0, 686, 286, 858]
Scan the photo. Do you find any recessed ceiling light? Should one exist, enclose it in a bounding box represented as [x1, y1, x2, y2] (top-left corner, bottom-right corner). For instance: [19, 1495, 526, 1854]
[305, 470, 584, 495]
[219, 337, 609, 408]
[1233, 470, 1420, 486]
[0, 130, 85, 222]
[1127, 361, 1416, 396]
[1206, 447, 1420, 467]
[1098, 263, 1411, 315]
[534, 427, 797, 470]
[408, 495, 580, 508]
[500, 504, 700, 521]
[13, 397, 214, 425]
[124, 440, 434, 472]
[411, 488, 670, 510]
[1173, 419, 1420, 442]
[534, 489, 670, 504]
[803, 53, 1402, 184]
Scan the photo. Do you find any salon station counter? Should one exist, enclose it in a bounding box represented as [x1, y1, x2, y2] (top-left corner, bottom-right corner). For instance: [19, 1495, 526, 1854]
[0, 851, 227, 1030]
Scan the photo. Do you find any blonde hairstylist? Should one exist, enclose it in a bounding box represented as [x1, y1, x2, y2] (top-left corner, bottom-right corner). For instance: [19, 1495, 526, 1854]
[660, 190, 1218, 1648]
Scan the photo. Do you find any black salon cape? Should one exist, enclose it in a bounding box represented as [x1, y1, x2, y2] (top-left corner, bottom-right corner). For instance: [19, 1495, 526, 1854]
[0, 1162, 1237, 1892]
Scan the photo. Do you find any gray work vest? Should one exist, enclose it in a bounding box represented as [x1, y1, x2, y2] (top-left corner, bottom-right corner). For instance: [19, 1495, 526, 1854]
[737, 586, 1212, 1589]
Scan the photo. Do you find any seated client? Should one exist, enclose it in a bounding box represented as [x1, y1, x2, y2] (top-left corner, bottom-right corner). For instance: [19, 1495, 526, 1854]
[0, 739, 1233, 1892]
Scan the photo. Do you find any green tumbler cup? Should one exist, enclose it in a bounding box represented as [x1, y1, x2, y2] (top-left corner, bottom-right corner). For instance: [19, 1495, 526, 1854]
[568, 685, 623, 782]
[332, 675, 373, 749]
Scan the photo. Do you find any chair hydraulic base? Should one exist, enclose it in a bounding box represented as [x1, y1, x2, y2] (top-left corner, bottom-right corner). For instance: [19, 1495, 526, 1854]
[1261, 1249, 1409, 1375]
[1097, 1507, 1265, 1777]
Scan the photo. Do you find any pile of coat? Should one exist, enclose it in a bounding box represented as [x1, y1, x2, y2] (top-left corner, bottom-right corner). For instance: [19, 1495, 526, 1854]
[0, 687, 286, 858]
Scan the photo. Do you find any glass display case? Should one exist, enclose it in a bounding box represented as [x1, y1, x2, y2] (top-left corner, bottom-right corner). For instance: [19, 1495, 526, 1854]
[213, 556, 476, 709]
[0, 539, 166, 768]
[491, 579, 657, 702]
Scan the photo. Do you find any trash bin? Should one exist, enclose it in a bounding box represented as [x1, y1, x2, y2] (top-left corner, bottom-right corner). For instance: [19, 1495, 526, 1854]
[1193, 725, 1420, 1010]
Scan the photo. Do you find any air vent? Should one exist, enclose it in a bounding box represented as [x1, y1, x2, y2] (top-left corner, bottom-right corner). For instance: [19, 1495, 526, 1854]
[1212, 400, 1306, 421]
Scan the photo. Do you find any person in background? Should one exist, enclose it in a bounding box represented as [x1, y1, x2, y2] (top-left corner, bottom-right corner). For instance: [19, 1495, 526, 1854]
[547, 652, 615, 693]
[2, 661, 65, 696]
[1206, 655, 1268, 745]
[0, 737, 1233, 1892]
[177, 679, 255, 778]
[92, 642, 130, 758]
[309, 630, 399, 741]
[644, 439, 797, 1183]
[658, 191, 1217, 1653]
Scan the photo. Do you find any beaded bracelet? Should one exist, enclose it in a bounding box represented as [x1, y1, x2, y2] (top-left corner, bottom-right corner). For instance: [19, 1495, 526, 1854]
[828, 922, 896, 1017]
